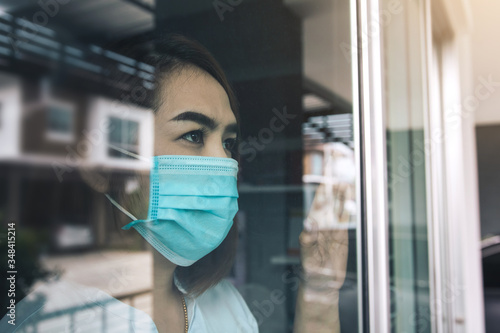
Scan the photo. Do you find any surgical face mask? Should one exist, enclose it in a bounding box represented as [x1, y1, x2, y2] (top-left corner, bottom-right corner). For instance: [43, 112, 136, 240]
[106, 152, 239, 267]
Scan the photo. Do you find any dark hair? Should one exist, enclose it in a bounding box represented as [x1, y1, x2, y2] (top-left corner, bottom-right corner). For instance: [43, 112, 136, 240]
[147, 34, 241, 296]
[148, 34, 240, 132]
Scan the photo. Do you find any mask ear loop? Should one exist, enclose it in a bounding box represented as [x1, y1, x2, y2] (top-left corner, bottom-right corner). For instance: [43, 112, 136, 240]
[107, 143, 151, 163]
[103, 144, 151, 222]
[104, 193, 138, 221]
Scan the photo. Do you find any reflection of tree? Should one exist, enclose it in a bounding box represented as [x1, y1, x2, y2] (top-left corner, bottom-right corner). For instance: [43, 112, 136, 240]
[0, 227, 52, 317]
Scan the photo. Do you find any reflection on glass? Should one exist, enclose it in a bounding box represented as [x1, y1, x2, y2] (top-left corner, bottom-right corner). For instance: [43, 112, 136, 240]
[0, 0, 359, 332]
[382, 0, 431, 332]
[47, 106, 72, 135]
[108, 117, 140, 158]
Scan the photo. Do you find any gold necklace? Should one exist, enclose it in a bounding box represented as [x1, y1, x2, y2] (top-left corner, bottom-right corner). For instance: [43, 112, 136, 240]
[178, 288, 188, 333]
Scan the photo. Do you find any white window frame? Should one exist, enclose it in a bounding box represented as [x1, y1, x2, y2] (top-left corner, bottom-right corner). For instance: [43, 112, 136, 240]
[354, 0, 482, 332]
[425, 1, 483, 331]
[352, 0, 391, 331]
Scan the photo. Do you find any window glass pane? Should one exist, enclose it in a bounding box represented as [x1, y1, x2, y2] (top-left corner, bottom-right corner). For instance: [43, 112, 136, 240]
[125, 120, 139, 145]
[381, 0, 431, 331]
[48, 106, 72, 134]
[1, 1, 360, 332]
[108, 117, 122, 144]
[108, 117, 139, 158]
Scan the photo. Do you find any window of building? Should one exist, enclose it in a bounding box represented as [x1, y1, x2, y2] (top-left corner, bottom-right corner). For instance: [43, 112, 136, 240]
[107, 116, 139, 159]
[46, 103, 75, 143]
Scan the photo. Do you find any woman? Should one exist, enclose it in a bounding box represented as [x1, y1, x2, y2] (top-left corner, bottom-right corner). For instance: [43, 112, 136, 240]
[107, 34, 349, 333]
[104, 34, 258, 332]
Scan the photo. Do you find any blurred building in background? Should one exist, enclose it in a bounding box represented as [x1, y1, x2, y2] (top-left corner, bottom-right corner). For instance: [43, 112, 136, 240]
[0, 25, 154, 250]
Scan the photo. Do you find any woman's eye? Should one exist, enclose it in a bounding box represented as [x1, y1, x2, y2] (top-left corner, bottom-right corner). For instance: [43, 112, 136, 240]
[181, 130, 204, 144]
[223, 138, 237, 150]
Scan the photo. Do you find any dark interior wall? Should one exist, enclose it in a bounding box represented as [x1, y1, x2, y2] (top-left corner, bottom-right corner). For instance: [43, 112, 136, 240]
[476, 125, 500, 237]
[234, 75, 303, 185]
[155, 0, 304, 326]
[155, 0, 304, 183]
[156, 0, 302, 83]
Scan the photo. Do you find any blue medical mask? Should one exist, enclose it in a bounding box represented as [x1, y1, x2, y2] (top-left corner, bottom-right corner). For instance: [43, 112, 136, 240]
[106, 154, 239, 267]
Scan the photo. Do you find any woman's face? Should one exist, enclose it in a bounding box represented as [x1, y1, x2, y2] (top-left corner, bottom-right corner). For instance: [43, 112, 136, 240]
[154, 66, 238, 159]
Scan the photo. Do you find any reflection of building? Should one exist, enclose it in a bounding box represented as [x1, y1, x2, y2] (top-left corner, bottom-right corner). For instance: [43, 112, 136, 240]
[0, 65, 153, 250]
[0, 4, 160, 253]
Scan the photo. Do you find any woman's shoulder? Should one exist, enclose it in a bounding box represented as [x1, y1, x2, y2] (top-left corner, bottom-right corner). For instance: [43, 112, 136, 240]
[190, 279, 259, 332]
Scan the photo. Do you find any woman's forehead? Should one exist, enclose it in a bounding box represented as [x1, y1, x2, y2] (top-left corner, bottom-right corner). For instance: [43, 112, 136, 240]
[156, 67, 235, 123]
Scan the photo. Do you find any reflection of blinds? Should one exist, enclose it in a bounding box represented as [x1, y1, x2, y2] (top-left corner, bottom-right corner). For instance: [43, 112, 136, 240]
[0, 13, 155, 90]
[302, 113, 353, 147]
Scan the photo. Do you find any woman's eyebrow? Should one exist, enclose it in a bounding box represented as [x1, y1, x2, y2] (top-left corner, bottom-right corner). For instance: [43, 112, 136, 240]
[225, 123, 238, 135]
[169, 111, 217, 130]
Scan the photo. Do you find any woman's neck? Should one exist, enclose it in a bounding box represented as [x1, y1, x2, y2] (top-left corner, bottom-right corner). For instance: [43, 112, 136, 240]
[152, 250, 187, 332]
[152, 249, 178, 294]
